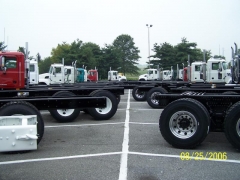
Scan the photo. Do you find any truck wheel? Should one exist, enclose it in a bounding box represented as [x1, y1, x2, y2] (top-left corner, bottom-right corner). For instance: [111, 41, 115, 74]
[159, 98, 210, 149]
[116, 95, 121, 104]
[49, 91, 80, 123]
[224, 101, 240, 150]
[147, 87, 168, 108]
[132, 86, 147, 101]
[0, 101, 44, 144]
[88, 90, 118, 120]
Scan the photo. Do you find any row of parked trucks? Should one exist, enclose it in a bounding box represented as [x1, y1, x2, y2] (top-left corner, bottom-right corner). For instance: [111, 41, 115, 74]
[0, 50, 126, 152]
[30, 60, 127, 86]
[138, 57, 231, 83]
[133, 43, 240, 150]
[1, 43, 240, 152]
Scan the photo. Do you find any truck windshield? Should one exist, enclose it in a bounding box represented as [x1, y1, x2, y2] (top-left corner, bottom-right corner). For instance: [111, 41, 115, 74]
[222, 62, 227, 70]
[148, 70, 153, 75]
[5, 58, 17, 68]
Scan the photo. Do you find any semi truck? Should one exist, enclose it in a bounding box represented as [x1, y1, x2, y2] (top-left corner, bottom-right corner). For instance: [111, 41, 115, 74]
[133, 55, 232, 108]
[0, 51, 124, 149]
[155, 43, 240, 150]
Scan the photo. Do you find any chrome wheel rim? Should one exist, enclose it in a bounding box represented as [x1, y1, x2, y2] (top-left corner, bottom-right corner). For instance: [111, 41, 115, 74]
[150, 92, 161, 105]
[136, 89, 145, 99]
[169, 111, 198, 139]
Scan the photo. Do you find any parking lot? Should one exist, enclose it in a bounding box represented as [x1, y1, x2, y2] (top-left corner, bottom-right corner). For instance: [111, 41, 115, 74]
[0, 89, 240, 180]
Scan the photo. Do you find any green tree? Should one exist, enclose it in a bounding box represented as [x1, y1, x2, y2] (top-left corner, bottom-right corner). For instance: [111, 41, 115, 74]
[79, 42, 101, 69]
[174, 37, 210, 66]
[151, 42, 175, 70]
[38, 57, 53, 74]
[17, 46, 34, 59]
[0, 42, 7, 50]
[51, 41, 72, 65]
[99, 44, 122, 79]
[113, 34, 140, 75]
[152, 38, 212, 70]
[213, 55, 225, 59]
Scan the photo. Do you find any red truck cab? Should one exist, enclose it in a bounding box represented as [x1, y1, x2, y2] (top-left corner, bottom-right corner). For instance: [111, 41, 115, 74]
[183, 66, 191, 81]
[87, 69, 98, 82]
[0, 51, 26, 89]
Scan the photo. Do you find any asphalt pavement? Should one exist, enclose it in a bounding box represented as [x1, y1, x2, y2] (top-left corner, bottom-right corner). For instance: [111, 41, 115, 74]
[0, 89, 240, 180]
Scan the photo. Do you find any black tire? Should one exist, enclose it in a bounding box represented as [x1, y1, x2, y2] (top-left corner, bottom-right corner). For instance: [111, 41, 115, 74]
[49, 91, 80, 123]
[147, 87, 168, 108]
[88, 90, 118, 120]
[224, 101, 240, 150]
[0, 101, 44, 144]
[132, 86, 147, 101]
[159, 98, 210, 149]
[116, 94, 121, 104]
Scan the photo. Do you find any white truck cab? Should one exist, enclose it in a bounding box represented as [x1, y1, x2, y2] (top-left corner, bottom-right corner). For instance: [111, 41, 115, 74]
[191, 58, 231, 83]
[108, 70, 127, 81]
[39, 73, 50, 85]
[161, 70, 172, 80]
[49, 64, 76, 84]
[138, 74, 148, 81]
[147, 69, 159, 80]
[29, 60, 39, 85]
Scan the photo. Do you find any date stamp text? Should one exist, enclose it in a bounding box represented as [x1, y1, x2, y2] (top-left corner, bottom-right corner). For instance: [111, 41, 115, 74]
[180, 152, 227, 160]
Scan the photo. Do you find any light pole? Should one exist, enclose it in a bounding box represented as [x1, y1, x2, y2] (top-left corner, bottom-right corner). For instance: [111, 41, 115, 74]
[146, 24, 153, 68]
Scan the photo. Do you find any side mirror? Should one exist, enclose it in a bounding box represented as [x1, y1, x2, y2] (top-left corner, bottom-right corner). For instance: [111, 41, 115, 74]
[0, 56, 6, 73]
[0, 56, 5, 67]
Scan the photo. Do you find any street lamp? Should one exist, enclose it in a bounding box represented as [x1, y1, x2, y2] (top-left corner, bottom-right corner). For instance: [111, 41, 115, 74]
[146, 24, 153, 68]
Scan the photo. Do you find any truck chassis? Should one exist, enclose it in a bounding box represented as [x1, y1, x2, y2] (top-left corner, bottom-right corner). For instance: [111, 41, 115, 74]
[156, 92, 240, 150]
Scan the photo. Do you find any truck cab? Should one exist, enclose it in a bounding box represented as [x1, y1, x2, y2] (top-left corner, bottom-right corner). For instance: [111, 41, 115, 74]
[29, 60, 39, 85]
[191, 61, 204, 82]
[76, 68, 87, 82]
[48, 64, 75, 84]
[108, 70, 127, 81]
[161, 70, 172, 80]
[205, 58, 229, 83]
[191, 58, 231, 83]
[138, 74, 148, 81]
[147, 69, 159, 80]
[0, 51, 25, 89]
[87, 69, 98, 82]
[183, 67, 191, 81]
[108, 70, 118, 81]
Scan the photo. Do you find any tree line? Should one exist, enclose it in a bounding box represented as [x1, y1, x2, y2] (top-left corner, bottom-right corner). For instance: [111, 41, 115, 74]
[0, 36, 230, 79]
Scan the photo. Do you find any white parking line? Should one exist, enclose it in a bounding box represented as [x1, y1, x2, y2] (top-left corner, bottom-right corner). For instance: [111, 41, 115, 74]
[118, 89, 130, 180]
[129, 122, 158, 125]
[1, 151, 240, 165]
[45, 122, 124, 128]
[0, 152, 122, 165]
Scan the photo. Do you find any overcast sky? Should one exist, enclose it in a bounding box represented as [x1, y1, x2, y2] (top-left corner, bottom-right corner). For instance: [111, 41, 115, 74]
[1, 0, 240, 64]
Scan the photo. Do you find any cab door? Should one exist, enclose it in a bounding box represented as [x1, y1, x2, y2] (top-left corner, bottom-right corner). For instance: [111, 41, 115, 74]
[0, 56, 22, 88]
[50, 66, 64, 84]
